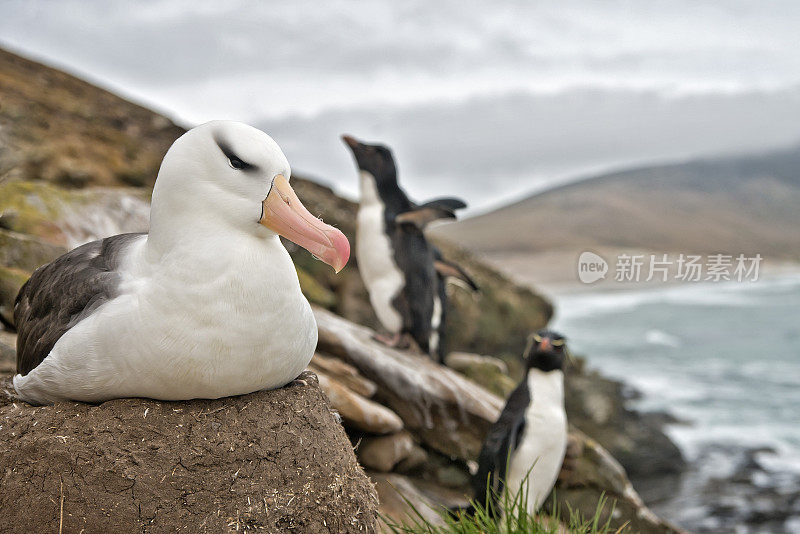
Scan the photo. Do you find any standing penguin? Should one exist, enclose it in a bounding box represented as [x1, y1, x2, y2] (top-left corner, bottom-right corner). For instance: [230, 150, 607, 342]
[341, 135, 476, 362]
[472, 331, 568, 515]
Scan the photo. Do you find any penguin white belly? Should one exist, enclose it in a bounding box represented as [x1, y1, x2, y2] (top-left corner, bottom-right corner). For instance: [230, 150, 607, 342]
[356, 172, 405, 333]
[429, 292, 442, 354]
[506, 369, 567, 511]
[13, 236, 317, 405]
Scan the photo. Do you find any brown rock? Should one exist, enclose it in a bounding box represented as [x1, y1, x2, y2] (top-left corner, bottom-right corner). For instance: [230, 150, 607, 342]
[394, 442, 429, 474]
[316, 371, 403, 435]
[445, 351, 517, 397]
[446, 352, 508, 374]
[371, 473, 445, 532]
[311, 352, 377, 398]
[0, 371, 378, 533]
[357, 432, 415, 472]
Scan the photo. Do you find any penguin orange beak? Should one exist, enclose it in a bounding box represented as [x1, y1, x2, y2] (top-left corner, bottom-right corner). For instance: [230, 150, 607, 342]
[260, 174, 350, 273]
[539, 338, 551, 351]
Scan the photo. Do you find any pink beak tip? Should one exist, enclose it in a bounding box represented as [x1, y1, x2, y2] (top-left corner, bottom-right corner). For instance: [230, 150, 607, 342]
[329, 229, 351, 273]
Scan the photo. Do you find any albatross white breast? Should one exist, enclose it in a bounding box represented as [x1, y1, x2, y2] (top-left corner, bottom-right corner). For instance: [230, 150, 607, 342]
[12, 121, 350, 405]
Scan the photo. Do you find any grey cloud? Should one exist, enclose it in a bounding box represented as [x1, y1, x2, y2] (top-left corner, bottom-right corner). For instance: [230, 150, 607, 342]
[262, 88, 800, 212]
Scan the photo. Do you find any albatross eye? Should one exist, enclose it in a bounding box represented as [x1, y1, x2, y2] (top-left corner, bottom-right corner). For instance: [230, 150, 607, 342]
[228, 156, 246, 170]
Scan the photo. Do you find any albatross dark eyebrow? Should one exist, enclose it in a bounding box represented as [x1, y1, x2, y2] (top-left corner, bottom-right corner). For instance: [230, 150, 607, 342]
[213, 134, 258, 172]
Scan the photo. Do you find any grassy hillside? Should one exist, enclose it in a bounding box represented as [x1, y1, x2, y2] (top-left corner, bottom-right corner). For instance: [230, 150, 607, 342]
[0, 47, 184, 188]
[437, 146, 800, 262]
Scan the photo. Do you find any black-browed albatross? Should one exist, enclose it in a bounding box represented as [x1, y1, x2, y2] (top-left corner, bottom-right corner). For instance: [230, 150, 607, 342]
[13, 121, 350, 405]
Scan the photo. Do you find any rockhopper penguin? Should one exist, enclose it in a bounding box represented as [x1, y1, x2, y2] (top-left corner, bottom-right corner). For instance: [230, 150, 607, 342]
[341, 135, 477, 362]
[472, 330, 568, 514]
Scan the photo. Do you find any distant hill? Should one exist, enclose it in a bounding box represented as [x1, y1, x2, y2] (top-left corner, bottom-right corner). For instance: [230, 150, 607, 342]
[437, 146, 800, 267]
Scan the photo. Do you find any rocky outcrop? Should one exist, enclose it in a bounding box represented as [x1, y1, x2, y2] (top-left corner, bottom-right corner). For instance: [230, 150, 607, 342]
[311, 308, 680, 533]
[315, 307, 503, 461]
[0, 371, 378, 533]
[551, 429, 685, 534]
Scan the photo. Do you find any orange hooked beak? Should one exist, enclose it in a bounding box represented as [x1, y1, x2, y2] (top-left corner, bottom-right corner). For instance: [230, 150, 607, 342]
[260, 175, 350, 273]
[539, 337, 551, 351]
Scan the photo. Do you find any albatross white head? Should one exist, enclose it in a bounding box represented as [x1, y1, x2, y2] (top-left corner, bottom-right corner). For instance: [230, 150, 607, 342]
[147, 120, 350, 272]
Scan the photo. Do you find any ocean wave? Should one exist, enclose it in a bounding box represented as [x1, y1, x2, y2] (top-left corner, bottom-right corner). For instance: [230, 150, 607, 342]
[668, 424, 800, 472]
[645, 329, 682, 348]
[554, 273, 800, 321]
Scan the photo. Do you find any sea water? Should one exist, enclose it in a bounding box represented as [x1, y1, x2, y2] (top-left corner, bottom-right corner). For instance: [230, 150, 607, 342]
[551, 274, 800, 533]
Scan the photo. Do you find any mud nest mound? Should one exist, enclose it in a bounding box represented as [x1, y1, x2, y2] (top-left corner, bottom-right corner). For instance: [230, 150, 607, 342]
[0, 371, 378, 533]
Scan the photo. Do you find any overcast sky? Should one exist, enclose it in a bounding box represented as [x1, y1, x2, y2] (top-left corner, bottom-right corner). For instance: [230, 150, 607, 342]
[2, 0, 799, 212]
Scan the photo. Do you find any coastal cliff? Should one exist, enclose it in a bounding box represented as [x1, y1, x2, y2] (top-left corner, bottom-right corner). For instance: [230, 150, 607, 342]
[0, 47, 684, 532]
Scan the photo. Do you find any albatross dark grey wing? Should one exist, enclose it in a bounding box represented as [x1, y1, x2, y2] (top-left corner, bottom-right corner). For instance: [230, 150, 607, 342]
[14, 233, 144, 376]
[472, 378, 530, 513]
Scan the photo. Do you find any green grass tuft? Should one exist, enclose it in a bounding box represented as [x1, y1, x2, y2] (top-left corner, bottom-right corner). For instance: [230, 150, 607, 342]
[381, 475, 628, 534]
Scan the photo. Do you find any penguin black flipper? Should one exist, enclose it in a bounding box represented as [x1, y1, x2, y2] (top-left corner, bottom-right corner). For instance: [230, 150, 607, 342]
[394, 197, 468, 229]
[395, 207, 456, 229]
[418, 197, 467, 212]
[434, 257, 479, 292]
[472, 379, 530, 514]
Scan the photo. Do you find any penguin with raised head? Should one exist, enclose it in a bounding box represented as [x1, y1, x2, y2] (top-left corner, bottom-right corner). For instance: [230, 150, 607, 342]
[341, 135, 477, 362]
[472, 330, 568, 515]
